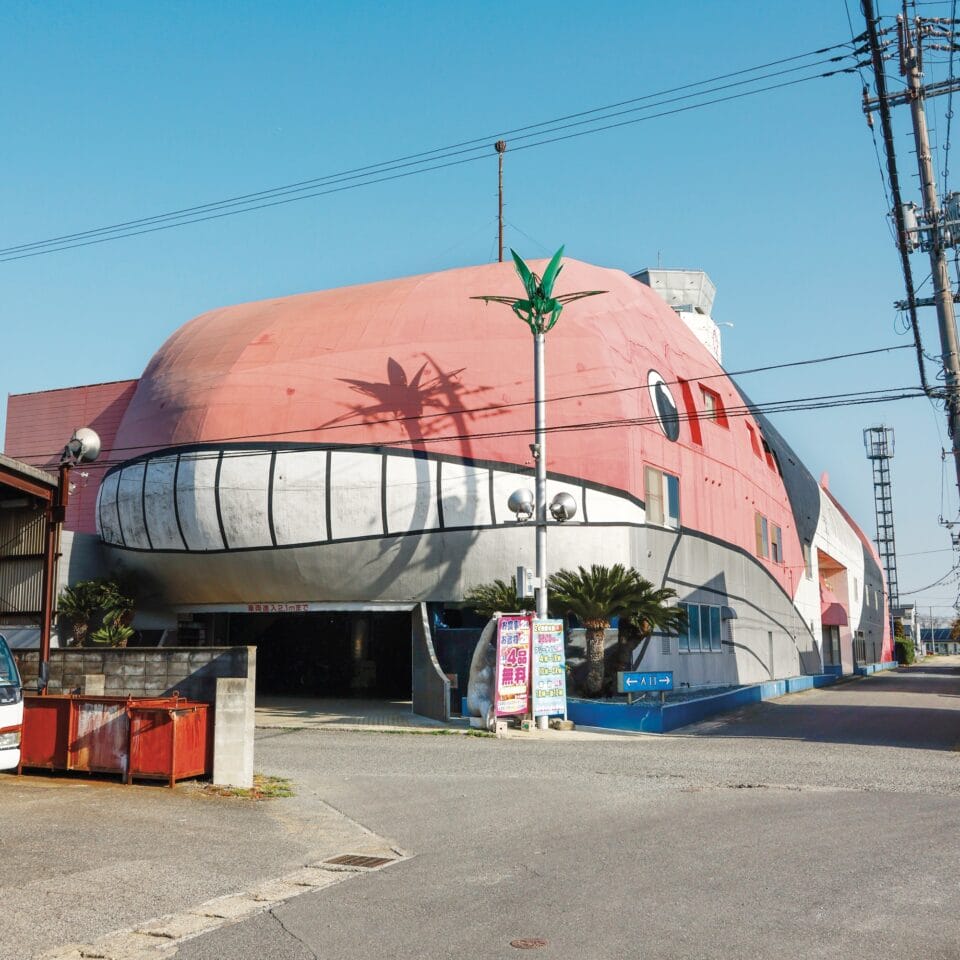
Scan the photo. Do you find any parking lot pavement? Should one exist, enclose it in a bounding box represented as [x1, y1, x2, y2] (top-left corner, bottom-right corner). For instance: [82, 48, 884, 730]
[7, 662, 960, 960]
[0, 736, 399, 960]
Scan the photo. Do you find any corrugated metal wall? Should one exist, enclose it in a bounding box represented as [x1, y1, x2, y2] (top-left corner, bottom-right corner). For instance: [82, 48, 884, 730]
[0, 507, 45, 622]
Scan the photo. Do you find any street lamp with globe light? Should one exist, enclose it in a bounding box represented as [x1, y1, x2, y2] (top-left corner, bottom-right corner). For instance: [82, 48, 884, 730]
[475, 247, 604, 723]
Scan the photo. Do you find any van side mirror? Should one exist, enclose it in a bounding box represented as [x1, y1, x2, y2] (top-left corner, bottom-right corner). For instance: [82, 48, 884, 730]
[37, 661, 49, 693]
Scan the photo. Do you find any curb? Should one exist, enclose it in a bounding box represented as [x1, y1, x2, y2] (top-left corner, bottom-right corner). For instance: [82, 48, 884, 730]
[32, 851, 408, 960]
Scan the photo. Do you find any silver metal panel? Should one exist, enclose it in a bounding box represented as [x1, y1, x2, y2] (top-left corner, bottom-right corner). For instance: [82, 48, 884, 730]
[143, 456, 183, 550]
[441, 463, 492, 528]
[328, 451, 381, 541]
[175, 451, 223, 551]
[97, 471, 123, 545]
[273, 450, 328, 546]
[218, 450, 272, 549]
[116, 462, 149, 549]
[385, 455, 439, 534]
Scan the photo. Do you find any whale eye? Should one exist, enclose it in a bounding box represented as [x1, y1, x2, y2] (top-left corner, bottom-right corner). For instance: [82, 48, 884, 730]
[647, 370, 680, 442]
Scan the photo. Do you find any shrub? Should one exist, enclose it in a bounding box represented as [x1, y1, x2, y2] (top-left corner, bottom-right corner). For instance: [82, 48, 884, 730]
[895, 638, 916, 665]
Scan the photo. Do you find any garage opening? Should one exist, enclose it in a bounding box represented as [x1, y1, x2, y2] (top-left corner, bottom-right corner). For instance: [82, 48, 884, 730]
[225, 611, 412, 699]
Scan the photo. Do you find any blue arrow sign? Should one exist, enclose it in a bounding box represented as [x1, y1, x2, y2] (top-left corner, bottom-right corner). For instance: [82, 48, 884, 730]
[617, 671, 673, 693]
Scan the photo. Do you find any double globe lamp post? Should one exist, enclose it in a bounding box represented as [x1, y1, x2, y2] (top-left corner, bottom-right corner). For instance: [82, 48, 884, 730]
[474, 248, 604, 725]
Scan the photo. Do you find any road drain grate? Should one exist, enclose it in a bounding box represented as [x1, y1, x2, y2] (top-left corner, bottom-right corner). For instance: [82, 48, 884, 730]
[324, 854, 395, 868]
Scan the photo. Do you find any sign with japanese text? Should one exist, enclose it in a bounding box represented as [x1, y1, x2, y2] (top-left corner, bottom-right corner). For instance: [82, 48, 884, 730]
[246, 602, 311, 613]
[617, 671, 673, 693]
[494, 614, 533, 716]
[532, 619, 567, 717]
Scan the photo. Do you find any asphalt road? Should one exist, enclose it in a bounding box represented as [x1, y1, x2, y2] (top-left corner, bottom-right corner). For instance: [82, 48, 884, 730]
[173, 660, 960, 960]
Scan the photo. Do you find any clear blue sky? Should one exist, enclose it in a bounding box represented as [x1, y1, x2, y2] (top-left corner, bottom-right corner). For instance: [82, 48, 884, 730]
[2, 0, 957, 616]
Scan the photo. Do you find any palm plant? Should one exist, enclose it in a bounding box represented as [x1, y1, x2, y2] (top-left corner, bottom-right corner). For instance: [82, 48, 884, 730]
[89, 610, 135, 648]
[57, 578, 136, 647]
[56, 580, 104, 647]
[547, 564, 646, 696]
[99, 579, 135, 627]
[464, 577, 534, 620]
[615, 583, 687, 675]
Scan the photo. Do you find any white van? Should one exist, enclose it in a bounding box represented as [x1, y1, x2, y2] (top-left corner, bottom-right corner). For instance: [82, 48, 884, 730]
[0, 635, 23, 771]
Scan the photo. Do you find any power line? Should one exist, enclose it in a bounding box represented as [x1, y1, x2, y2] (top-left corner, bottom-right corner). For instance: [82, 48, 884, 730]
[0, 49, 865, 264]
[862, 0, 934, 397]
[8, 342, 915, 463]
[900, 565, 960, 593]
[899, 545, 958, 555]
[14, 384, 926, 474]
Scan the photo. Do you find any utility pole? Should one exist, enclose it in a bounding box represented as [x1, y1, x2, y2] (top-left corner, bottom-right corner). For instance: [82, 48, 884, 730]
[902, 7, 960, 494]
[862, 0, 960, 498]
[495, 141, 506, 263]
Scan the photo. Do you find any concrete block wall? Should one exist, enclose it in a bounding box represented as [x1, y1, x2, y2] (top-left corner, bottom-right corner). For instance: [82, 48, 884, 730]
[16, 646, 253, 701]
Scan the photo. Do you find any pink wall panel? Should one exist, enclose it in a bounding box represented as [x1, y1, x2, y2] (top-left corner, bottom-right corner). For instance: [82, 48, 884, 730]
[4, 380, 138, 534]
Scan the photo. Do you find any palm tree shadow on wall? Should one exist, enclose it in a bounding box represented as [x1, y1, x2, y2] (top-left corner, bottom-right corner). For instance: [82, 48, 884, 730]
[322, 355, 512, 597]
[323, 355, 501, 449]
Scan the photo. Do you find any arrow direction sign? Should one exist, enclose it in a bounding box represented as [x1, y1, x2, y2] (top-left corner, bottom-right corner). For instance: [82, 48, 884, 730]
[617, 671, 674, 694]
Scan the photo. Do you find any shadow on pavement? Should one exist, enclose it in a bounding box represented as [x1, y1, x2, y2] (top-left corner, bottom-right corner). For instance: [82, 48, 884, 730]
[686, 666, 960, 751]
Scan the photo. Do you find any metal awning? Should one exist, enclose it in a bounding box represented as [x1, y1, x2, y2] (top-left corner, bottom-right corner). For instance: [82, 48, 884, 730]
[820, 581, 849, 627]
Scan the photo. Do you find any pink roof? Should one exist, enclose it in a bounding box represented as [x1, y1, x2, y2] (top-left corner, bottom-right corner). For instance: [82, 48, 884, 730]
[112, 259, 721, 498]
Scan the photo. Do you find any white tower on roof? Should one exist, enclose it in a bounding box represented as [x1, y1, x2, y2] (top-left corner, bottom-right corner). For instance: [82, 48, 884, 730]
[632, 268, 725, 365]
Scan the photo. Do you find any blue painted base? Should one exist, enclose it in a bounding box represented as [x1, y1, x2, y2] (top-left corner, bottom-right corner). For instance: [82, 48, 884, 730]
[565, 673, 842, 734]
[854, 660, 898, 676]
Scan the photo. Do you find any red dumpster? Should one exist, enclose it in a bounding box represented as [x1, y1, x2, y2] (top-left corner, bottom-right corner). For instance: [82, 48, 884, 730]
[19, 695, 72, 771]
[19, 694, 212, 786]
[69, 698, 129, 776]
[127, 700, 212, 787]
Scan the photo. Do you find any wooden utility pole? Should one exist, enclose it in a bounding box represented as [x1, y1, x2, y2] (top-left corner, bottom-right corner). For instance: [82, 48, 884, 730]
[495, 140, 506, 262]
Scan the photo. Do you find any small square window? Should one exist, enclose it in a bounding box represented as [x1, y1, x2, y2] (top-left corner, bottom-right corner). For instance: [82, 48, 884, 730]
[755, 513, 769, 558]
[709, 606, 722, 652]
[688, 605, 702, 652]
[761, 438, 777, 472]
[770, 525, 782, 564]
[645, 466, 664, 526]
[703, 390, 716, 418]
[700, 386, 728, 426]
[645, 465, 680, 530]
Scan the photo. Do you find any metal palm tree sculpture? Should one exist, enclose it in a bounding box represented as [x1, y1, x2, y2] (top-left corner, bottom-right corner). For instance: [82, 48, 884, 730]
[472, 245, 604, 334]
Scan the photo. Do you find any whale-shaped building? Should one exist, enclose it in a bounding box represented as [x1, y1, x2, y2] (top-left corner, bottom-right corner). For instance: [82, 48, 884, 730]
[4, 258, 892, 714]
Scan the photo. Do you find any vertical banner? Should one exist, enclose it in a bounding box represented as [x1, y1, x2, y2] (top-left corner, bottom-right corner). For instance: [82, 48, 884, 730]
[494, 614, 533, 716]
[532, 619, 567, 717]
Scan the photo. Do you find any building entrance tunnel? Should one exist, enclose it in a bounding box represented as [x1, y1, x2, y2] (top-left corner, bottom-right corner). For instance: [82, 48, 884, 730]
[227, 611, 412, 699]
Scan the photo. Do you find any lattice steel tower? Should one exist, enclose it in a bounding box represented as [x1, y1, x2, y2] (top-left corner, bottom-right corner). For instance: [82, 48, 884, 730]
[863, 426, 899, 608]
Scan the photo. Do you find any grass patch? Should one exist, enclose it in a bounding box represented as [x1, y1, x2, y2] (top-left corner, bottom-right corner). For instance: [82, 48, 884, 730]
[347, 726, 494, 737]
[203, 773, 294, 800]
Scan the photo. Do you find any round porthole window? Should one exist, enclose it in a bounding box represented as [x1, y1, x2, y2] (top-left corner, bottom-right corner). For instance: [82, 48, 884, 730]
[647, 370, 680, 442]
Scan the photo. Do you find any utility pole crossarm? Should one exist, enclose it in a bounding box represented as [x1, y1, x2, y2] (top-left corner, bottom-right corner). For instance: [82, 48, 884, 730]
[863, 75, 960, 111]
